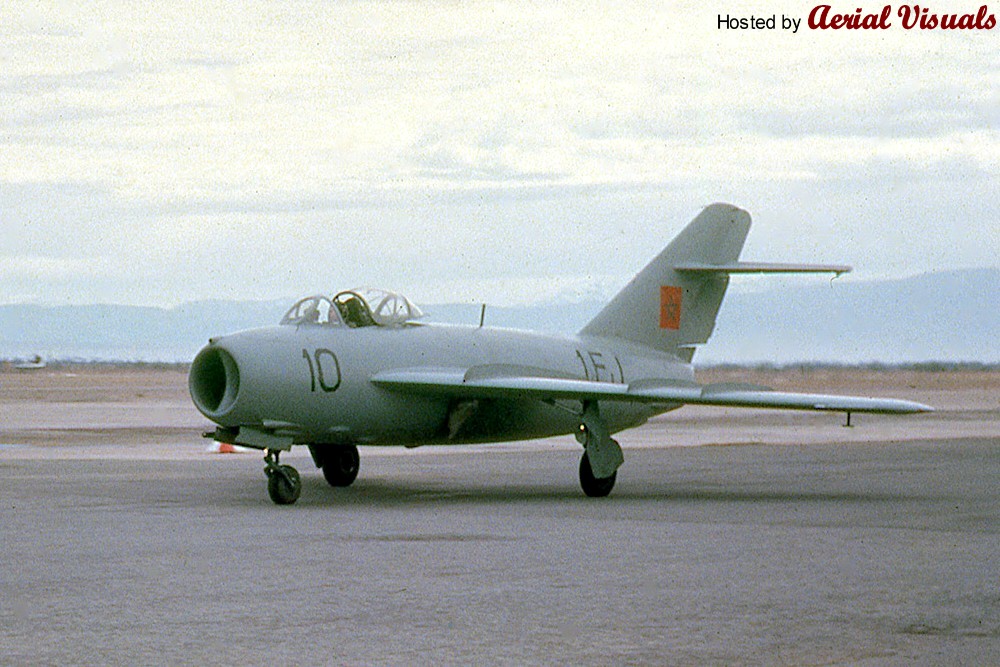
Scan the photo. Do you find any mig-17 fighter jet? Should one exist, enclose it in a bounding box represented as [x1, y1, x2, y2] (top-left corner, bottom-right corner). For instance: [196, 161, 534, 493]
[189, 203, 931, 504]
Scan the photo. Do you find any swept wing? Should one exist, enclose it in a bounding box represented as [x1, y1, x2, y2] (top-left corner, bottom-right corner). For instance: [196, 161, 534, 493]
[371, 367, 932, 415]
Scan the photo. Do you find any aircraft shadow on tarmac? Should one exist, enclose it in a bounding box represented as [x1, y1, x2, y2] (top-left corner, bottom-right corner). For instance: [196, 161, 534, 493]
[270, 475, 917, 508]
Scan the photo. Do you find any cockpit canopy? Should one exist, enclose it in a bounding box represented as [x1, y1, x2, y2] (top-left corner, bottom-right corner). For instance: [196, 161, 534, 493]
[280, 288, 424, 328]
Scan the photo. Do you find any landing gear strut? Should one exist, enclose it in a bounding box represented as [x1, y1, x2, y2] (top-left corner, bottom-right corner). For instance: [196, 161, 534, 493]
[576, 401, 623, 497]
[264, 449, 301, 505]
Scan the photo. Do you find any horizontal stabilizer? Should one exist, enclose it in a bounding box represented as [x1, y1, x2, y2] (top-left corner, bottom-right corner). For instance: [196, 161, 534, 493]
[372, 368, 933, 415]
[674, 262, 851, 275]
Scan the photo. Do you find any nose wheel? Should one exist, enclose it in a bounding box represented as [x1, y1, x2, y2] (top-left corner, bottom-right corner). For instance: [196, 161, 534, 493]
[264, 449, 301, 505]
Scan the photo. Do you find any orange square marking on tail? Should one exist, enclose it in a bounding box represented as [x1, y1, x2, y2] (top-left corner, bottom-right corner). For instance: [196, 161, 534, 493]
[659, 286, 682, 330]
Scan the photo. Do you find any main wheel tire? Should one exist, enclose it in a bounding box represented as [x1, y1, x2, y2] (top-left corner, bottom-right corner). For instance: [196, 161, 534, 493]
[579, 452, 616, 498]
[322, 444, 360, 487]
[267, 464, 302, 504]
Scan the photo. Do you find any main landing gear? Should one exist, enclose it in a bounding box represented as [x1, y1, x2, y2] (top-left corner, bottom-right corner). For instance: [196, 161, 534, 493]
[318, 444, 360, 487]
[579, 445, 618, 497]
[264, 449, 301, 505]
[576, 401, 623, 498]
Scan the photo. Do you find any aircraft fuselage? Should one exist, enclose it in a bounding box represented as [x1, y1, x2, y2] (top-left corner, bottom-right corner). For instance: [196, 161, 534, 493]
[190, 322, 691, 447]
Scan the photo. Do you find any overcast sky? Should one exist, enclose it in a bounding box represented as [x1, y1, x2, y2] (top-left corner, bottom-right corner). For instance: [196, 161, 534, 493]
[2, 1, 997, 308]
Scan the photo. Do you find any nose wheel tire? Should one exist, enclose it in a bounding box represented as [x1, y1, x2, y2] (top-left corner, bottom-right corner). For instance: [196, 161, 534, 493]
[579, 451, 617, 498]
[321, 444, 360, 487]
[266, 465, 301, 504]
[264, 450, 301, 505]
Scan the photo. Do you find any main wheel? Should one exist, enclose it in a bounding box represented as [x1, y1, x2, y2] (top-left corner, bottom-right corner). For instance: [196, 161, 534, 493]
[322, 444, 360, 487]
[579, 451, 616, 498]
[267, 464, 302, 504]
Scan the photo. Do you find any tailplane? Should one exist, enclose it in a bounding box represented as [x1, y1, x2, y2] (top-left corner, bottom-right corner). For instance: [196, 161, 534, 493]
[579, 203, 849, 361]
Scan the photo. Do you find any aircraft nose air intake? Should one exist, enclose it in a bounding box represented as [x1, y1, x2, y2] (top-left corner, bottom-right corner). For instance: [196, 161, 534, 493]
[189, 345, 240, 419]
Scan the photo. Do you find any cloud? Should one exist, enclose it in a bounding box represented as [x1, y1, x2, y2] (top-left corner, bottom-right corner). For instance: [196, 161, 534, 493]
[0, 255, 101, 280]
[6, 4, 997, 191]
[0, 2, 996, 307]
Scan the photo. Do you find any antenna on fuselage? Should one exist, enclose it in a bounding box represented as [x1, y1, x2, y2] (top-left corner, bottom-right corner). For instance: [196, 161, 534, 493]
[479, 304, 486, 328]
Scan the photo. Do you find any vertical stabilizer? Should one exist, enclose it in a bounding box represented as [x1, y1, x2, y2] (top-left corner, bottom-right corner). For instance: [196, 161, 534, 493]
[580, 203, 751, 359]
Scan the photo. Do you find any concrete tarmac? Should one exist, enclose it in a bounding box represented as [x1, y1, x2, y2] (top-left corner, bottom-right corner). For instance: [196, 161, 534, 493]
[1, 437, 998, 665]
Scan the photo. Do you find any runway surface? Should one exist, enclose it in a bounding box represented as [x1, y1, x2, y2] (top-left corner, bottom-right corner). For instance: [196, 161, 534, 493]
[2, 437, 998, 665]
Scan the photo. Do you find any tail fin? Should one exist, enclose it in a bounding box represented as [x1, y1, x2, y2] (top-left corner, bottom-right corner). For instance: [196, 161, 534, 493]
[580, 203, 851, 360]
[580, 203, 751, 361]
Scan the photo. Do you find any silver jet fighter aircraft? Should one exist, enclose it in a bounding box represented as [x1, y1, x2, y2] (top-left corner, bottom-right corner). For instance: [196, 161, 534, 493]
[189, 203, 932, 504]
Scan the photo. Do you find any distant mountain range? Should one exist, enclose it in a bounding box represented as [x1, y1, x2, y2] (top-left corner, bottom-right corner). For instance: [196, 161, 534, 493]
[701, 267, 998, 364]
[1, 268, 997, 364]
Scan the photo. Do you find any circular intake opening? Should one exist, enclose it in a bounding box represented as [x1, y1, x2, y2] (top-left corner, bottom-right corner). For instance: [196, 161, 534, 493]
[189, 346, 240, 417]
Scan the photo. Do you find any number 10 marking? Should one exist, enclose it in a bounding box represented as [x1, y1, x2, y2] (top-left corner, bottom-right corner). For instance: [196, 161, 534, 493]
[302, 348, 341, 392]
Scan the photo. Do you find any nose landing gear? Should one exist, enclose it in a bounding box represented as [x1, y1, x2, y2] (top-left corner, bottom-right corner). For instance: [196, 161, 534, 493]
[264, 449, 302, 505]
